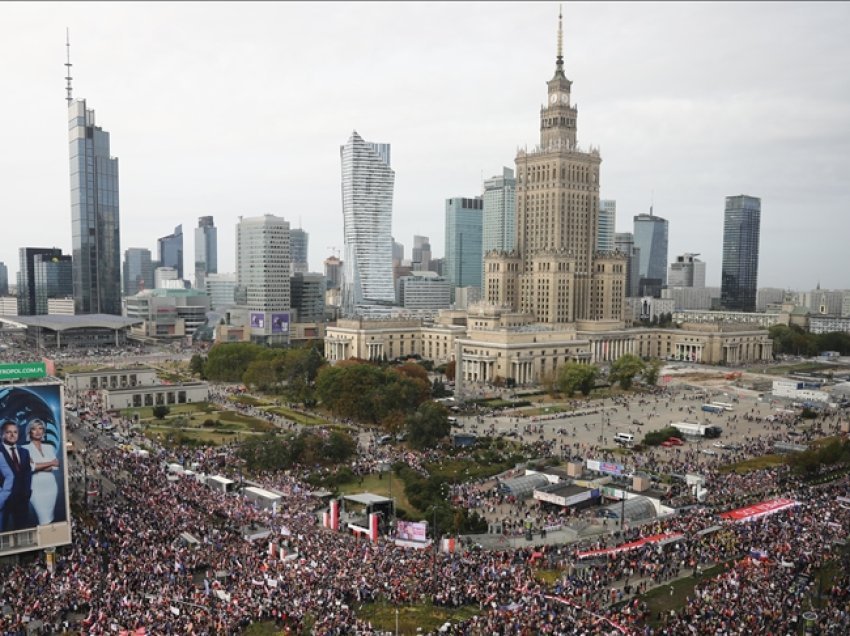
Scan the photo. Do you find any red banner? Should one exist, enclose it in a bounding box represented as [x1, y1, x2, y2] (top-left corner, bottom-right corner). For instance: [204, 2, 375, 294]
[719, 498, 799, 523]
[576, 532, 684, 559]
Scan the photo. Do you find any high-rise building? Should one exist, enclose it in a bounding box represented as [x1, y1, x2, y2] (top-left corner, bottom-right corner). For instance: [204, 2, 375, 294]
[597, 200, 616, 253]
[18, 248, 63, 315]
[236, 214, 291, 312]
[633, 210, 669, 297]
[154, 267, 180, 289]
[668, 253, 705, 288]
[482, 167, 517, 281]
[69, 93, 121, 314]
[290, 272, 326, 322]
[204, 273, 237, 310]
[485, 12, 626, 323]
[392, 239, 404, 267]
[0, 262, 7, 296]
[324, 256, 343, 290]
[123, 248, 154, 296]
[721, 195, 761, 312]
[397, 272, 452, 310]
[411, 235, 432, 272]
[614, 233, 641, 298]
[33, 254, 73, 316]
[290, 229, 309, 275]
[445, 197, 483, 292]
[194, 216, 217, 289]
[341, 132, 395, 313]
[757, 287, 787, 313]
[158, 225, 184, 280]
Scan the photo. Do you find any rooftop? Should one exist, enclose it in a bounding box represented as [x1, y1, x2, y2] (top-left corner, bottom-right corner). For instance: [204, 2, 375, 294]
[0, 314, 142, 331]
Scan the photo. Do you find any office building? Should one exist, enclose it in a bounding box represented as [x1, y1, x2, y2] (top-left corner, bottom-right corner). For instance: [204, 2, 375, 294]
[158, 225, 184, 280]
[411, 235, 432, 272]
[204, 273, 237, 311]
[633, 210, 669, 297]
[482, 167, 517, 281]
[18, 248, 63, 315]
[154, 267, 181, 289]
[324, 256, 343, 290]
[0, 263, 7, 296]
[597, 200, 616, 253]
[235, 213, 291, 311]
[290, 228, 309, 276]
[33, 254, 73, 316]
[341, 132, 396, 313]
[124, 288, 210, 339]
[290, 272, 326, 322]
[194, 216, 217, 289]
[430, 258, 444, 277]
[757, 288, 787, 313]
[445, 197, 483, 293]
[662, 286, 721, 311]
[397, 272, 452, 311]
[392, 240, 404, 267]
[797, 287, 846, 316]
[668, 253, 705, 288]
[484, 12, 626, 323]
[614, 233, 641, 298]
[720, 195, 761, 312]
[123, 248, 154, 296]
[69, 95, 121, 315]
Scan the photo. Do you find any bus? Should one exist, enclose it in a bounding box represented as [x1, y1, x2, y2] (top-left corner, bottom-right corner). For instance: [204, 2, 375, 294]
[701, 404, 724, 414]
[710, 402, 734, 411]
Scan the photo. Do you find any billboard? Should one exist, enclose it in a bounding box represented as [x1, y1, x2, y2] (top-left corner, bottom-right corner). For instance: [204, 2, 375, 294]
[0, 380, 71, 555]
[586, 459, 624, 476]
[271, 312, 290, 334]
[396, 520, 427, 543]
[250, 312, 265, 329]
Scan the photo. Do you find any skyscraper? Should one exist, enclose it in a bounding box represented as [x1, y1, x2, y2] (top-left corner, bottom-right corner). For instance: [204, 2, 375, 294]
[668, 253, 706, 288]
[0, 262, 8, 296]
[235, 215, 291, 312]
[614, 233, 641, 298]
[340, 131, 395, 313]
[411, 235, 432, 272]
[324, 256, 343, 290]
[445, 197, 483, 292]
[633, 210, 669, 297]
[194, 216, 217, 289]
[290, 228, 309, 275]
[18, 248, 64, 315]
[158, 225, 184, 280]
[721, 195, 761, 312]
[597, 200, 616, 253]
[33, 254, 73, 315]
[123, 248, 154, 296]
[482, 167, 517, 281]
[68, 62, 121, 315]
[484, 10, 626, 323]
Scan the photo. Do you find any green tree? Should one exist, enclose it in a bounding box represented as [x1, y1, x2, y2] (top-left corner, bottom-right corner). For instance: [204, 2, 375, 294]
[432, 379, 449, 398]
[406, 402, 451, 450]
[610, 353, 646, 390]
[189, 354, 206, 378]
[152, 405, 170, 420]
[643, 358, 662, 386]
[557, 363, 598, 397]
[242, 358, 279, 391]
[204, 342, 271, 382]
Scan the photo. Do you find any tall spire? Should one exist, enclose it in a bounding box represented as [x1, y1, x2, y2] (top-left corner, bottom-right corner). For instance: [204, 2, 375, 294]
[556, 5, 564, 73]
[64, 28, 73, 105]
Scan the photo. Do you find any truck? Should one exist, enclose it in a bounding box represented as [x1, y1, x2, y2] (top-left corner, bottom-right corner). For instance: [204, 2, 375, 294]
[701, 404, 724, 414]
[671, 422, 722, 439]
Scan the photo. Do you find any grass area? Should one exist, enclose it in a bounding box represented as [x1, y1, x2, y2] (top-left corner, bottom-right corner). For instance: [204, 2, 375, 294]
[243, 622, 284, 636]
[641, 562, 729, 626]
[228, 394, 272, 406]
[144, 426, 239, 446]
[337, 472, 422, 517]
[120, 402, 217, 419]
[425, 457, 512, 483]
[267, 406, 329, 426]
[356, 601, 478, 634]
[717, 454, 786, 474]
[761, 362, 849, 376]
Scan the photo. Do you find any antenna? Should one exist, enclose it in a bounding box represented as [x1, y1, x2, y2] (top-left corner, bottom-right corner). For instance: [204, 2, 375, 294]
[557, 4, 563, 65]
[64, 28, 73, 105]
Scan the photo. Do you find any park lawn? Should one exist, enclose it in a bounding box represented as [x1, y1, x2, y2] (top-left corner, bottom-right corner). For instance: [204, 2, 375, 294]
[267, 407, 329, 426]
[717, 454, 786, 474]
[641, 562, 729, 627]
[356, 601, 478, 634]
[120, 402, 218, 419]
[425, 458, 512, 483]
[144, 425, 240, 446]
[217, 410, 278, 432]
[337, 473, 422, 518]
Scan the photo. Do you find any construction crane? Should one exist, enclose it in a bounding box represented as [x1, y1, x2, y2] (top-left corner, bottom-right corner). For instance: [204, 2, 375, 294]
[326, 246, 342, 259]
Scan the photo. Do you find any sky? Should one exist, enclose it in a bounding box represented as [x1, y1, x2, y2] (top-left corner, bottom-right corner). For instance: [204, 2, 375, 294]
[1, 1, 849, 291]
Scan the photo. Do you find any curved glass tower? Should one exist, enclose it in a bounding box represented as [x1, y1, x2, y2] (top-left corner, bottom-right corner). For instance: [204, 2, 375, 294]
[721, 195, 761, 311]
[340, 131, 395, 314]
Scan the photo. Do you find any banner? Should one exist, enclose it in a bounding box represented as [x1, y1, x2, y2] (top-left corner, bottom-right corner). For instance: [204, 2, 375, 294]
[250, 312, 265, 329]
[271, 312, 290, 334]
[576, 532, 684, 559]
[397, 520, 427, 542]
[586, 459, 624, 476]
[719, 498, 799, 523]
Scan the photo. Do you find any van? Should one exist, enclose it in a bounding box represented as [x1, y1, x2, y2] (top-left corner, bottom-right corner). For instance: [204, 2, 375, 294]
[614, 432, 635, 446]
[447, 417, 458, 425]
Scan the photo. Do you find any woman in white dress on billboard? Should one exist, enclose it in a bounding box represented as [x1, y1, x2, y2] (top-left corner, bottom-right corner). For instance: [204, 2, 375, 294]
[24, 418, 59, 525]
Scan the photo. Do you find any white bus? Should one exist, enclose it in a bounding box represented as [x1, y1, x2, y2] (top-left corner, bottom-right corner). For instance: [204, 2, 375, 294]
[710, 402, 734, 411]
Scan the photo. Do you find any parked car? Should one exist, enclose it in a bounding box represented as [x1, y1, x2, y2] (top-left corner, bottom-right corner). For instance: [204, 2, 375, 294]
[667, 437, 684, 446]
[377, 435, 393, 445]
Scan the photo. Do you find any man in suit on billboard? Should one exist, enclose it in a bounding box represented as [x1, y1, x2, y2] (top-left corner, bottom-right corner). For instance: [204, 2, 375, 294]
[0, 420, 32, 531]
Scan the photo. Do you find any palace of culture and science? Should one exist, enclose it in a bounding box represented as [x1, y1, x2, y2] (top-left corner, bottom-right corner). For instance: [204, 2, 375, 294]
[325, 13, 773, 386]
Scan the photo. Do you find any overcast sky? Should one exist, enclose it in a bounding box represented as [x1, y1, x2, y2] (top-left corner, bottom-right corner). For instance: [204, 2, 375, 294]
[2, 1, 849, 291]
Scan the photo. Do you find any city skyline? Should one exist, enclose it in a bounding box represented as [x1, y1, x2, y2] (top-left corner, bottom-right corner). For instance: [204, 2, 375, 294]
[1, 2, 849, 290]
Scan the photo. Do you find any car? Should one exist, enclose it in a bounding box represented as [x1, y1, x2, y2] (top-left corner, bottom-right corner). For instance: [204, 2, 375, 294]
[726, 443, 742, 451]
[701, 449, 718, 456]
[447, 417, 458, 425]
[395, 432, 408, 442]
[713, 441, 726, 449]
[661, 440, 676, 448]
[667, 437, 685, 446]
[377, 435, 393, 445]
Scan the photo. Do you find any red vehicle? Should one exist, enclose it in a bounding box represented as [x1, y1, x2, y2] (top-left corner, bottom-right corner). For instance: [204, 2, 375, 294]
[661, 440, 675, 448]
[667, 437, 685, 446]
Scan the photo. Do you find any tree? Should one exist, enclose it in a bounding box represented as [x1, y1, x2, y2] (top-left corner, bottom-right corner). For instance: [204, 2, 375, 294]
[406, 402, 451, 450]
[432, 379, 449, 398]
[242, 359, 278, 391]
[610, 354, 646, 390]
[189, 354, 206, 378]
[204, 342, 271, 382]
[444, 360, 456, 382]
[557, 363, 598, 397]
[643, 358, 662, 386]
[152, 405, 170, 420]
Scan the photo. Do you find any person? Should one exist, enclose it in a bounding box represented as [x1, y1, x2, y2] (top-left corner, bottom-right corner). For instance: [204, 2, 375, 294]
[0, 420, 32, 531]
[23, 418, 59, 525]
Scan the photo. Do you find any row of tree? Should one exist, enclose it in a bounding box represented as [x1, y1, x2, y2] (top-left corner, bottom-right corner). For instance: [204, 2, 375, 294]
[554, 354, 662, 396]
[237, 429, 357, 472]
[769, 325, 850, 357]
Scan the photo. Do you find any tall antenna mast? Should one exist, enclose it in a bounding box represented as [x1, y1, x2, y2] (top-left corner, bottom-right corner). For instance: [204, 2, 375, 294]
[64, 28, 73, 105]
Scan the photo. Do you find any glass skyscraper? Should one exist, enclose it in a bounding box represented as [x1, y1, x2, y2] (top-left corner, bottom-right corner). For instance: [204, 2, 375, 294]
[445, 197, 484, 292]
[18, 248, 63, 315]
[123, 247, 154, 296]
[158, 225, 184, 280]
[721, 195, 761, 312]
[597, 200, 616, 253]
[340, 132, 396, 313]
[289, 228, 309, 275]
[482, 167, 516, 278]
[633, 211, 669, 297]
[194, 216, 217, 289]
[69, 99, 121, 315]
